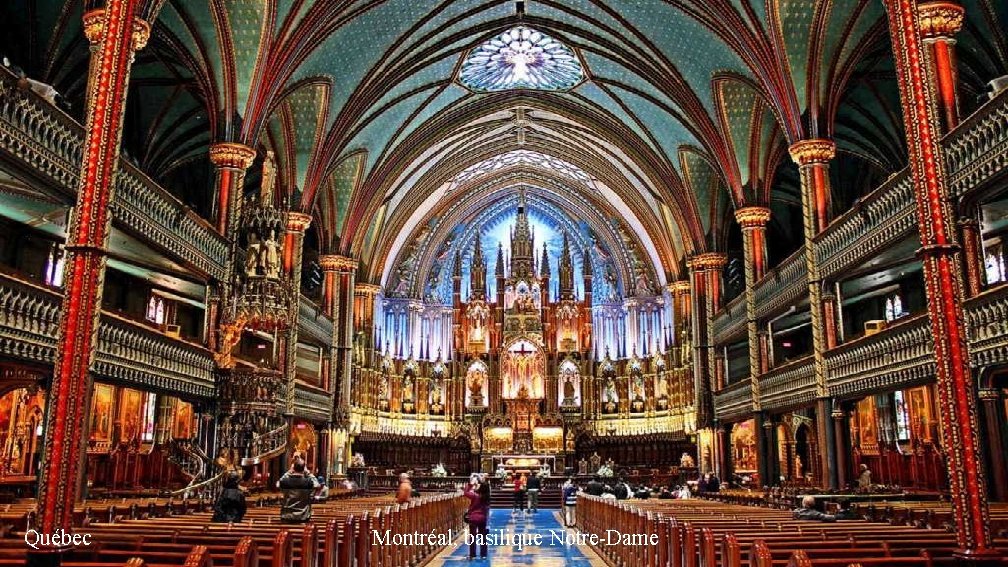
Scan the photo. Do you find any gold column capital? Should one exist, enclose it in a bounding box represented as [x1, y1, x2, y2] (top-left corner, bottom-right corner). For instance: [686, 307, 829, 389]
[83, 9, 150, 51]
[355, 283, 383, 296]
[734, 206, 772, 229]
[686, 253, 728, 271]
[286, 212, 313, 233]
[209, 142, 256, 170]
[319, 254, 357, 272]
[918, 1, 964, 39]
[669, 281, 691, 295]
[788, 138, 836, 166]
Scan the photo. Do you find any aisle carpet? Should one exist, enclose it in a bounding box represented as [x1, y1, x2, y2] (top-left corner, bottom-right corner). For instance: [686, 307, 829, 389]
[428, 509, 604, 566]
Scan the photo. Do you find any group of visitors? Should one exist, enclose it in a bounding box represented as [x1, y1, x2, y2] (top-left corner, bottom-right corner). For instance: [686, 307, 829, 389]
[509, 472, 544, 513]
[211, 455, 330, 524]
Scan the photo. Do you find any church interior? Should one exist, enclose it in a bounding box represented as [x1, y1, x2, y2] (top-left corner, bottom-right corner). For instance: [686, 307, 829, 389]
[0, 0, 1007, 565]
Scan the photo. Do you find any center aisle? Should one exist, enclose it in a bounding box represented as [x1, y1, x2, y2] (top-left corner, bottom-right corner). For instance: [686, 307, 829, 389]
[428, 509, 606, 566]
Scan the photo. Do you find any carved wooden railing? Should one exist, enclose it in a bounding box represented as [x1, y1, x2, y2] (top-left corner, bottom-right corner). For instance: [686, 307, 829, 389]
[965, 284, 1008, 367]
[299, 295, 334, 346]
[167, 438, 210, 482]
[825, 314, 934, 399]
[752, 248, 807, 321]
[757, 355, 816, 412]
[711, 380, 753, 422]
[0, 271, 215, 397]
[170, 467, 227, 500]
[293, 380, 334, 422]
[216, 368, 285, 415]
[243, 422, 290, 466]
[945, 86, 1008, 197]
[0, 67, 228, 280]
[711, 294, 747, 345]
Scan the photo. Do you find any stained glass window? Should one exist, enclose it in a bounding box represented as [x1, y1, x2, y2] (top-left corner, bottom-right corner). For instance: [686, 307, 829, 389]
[460, 26, 584, 92]
[986, 250, 1006, 285]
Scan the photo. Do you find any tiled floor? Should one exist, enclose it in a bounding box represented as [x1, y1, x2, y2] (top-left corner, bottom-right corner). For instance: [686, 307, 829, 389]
[428, 509, 605, 566]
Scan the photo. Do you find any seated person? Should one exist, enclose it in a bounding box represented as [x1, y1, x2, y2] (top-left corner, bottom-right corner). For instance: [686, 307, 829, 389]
[212, 473, 246, 523]
[634, 485, 651, 499]
[279, 460, 320, 522]
[793, 495, 836, 522]
[657, 487, 673, 499]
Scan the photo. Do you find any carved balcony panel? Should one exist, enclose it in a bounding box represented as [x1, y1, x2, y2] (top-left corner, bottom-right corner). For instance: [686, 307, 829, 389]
[825, 314, 934, 399]
[216, 368, 285, 415]
[713, 380, 753, 422]
[292, 380, 334, 423]
[814, 172, 917, 281]
[0, 271, 214, 397]
[753, 249, 807, 321]
[0, 68, 228, 280]
[965, 284, 1008, 367]
[711, 294, 747, 345]
[945, 87, 1008, 198]
[299, 295, 334, 346]
[757, 355, 816, 412]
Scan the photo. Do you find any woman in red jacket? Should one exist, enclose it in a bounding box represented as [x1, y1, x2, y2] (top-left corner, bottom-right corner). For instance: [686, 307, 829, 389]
[463, 476, 491, 560]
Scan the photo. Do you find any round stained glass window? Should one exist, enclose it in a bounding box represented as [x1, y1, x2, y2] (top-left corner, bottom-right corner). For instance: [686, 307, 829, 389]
[459, 26, 584, 92]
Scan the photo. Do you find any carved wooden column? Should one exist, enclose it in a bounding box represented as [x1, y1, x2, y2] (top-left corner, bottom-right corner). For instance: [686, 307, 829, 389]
[736, 207, 771, 414]
[687, 253, 727, 429]
[833, 404, 851, 489]
[958, 218, 984, 297]
[281, 213, 311, 415]
[919, 1, 964, 131]
[884, 0, 994, 555]
[670, 281, 691, 369]
[978, 388, 1007, 502]
[34, 0, 148, 549]
[789, 138, 838, 489]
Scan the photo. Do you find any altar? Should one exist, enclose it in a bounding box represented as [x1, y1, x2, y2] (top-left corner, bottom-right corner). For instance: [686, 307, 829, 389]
[489, 454, 557, 477]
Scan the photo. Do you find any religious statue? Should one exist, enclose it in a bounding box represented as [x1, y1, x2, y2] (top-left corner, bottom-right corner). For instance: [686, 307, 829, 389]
[260, 150, 276, 205]
[261, 230, 280, 279]
[589, 452, 601, 471]
[245, 234, 261, 276]
[402, 376, 415, 402]
[603, 378, 618, 404]
[632, 375, 645, 401]
[468, 370, 485, 406]
[656, 373, 669, 399]
[429, 380, 443, 412]
[562, 375, 577, 405]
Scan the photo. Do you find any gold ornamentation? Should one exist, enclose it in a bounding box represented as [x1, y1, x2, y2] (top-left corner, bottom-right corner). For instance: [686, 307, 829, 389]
[209, 142, 256, 170]
[319, 254, 357, 272]
[917, 1, 964, 39]
[788, 139, 836, 166]
[734, 206, 772, 229]
[670, 281, 691, 295]
[82, 10, 150, 51]
[355, 283, 382, 295]
[977, 388, 1000, 402]
[686, 253, 727, 271]
[286, 212, 313, 233]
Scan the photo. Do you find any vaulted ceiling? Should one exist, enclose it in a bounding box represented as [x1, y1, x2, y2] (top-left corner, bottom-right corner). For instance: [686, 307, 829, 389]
[4, 0, 1008, 296]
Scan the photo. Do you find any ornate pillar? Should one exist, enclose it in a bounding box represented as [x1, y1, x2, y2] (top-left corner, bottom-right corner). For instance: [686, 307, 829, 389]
[789, 138, 837, 489]
[687, 253, 727, 429]
[35, 0, 149, 545]
[884, 0, 994, 555]
[978, 388, 1007, 502]
[833, 404, 851, 489]
[736, 207, 771, 416]
[320, 256, 357, 419]
[670, 281, 691, 369]
[282, 213, 312, 415]
[959, 218, 984, 297]
[210, 143, 256, 238]
[918, 1, 964, 132]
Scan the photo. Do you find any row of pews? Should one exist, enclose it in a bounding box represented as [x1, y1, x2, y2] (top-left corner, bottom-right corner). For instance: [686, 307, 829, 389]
[1, 492, 466, 567]
[576, 496, 1008, 567]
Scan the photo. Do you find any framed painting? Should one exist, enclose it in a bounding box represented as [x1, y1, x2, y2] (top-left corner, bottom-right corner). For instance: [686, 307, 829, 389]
[89, 384, 114, 442]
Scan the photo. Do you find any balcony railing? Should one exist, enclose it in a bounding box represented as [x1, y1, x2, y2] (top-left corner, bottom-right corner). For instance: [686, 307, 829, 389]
[0, 271, 215, 397]
[293, 380, 334, 422]
[0, 68, 228, 280]
[945, 87, 1008, 197]
[757, 355, 816, 412]
[964, 284, 1008, 367]
[825, 314, 934, 399]
[712, 380, 752, 422]
[752, 248, 807, 321]
[299, 295, 334, 346]
[711, 294, 747, 345]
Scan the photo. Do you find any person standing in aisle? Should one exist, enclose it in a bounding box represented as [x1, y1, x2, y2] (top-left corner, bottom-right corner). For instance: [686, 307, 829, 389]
[525, 472, 542, 513]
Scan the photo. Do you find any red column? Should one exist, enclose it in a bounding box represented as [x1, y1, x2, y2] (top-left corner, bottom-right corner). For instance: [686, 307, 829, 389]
[736, 207, 771, 410]
[210, 142, 256, 237]
[687, 253, 726, 428]
[35, 0, 148, 544]
[884, 0, 994, 555]
[918, 1, 964, 131]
